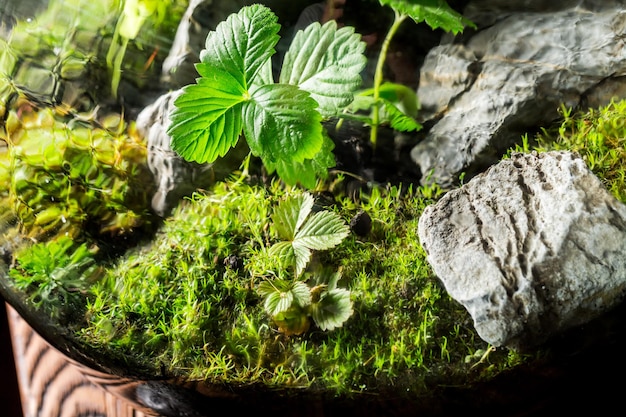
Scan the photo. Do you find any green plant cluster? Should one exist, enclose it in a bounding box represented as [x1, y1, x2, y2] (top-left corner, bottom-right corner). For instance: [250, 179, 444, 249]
[0, 106, 155, 242]
[168, 4, 366, 189]
[259, 192, 352, 335]
[77, 179, 523, 394]
[510, 99, 626, 202]
[9, 236, 103, 321]
[168, 2, 473, 188]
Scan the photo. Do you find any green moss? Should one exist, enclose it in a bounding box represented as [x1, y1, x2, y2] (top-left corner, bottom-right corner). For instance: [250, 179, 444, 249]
[510, 99, 626, 202]
[74, 178, 526, 396]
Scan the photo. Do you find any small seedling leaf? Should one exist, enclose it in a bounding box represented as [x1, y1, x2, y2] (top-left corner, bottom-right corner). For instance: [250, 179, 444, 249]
[259, 280, 311, 316]
[268, 241, 297, 267]
[380, 98, 422, 132]
[270, 192, 349, 276]
[310, 288, 353, 331]
[291, 281, 313, 307]
[295, 210, 350, 251]
[271, 193, 314, 241]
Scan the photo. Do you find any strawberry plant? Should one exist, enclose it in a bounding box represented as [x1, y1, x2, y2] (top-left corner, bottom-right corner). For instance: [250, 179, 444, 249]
[258, 192, 352, 335]
[167, 4, 367, 188]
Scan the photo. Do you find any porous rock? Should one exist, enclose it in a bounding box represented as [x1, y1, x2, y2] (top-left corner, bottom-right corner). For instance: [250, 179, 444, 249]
[417, 151, 626, 350]
[412, 0, 626, 187]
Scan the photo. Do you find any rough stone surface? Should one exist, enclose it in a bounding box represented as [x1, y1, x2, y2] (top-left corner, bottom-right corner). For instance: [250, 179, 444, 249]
[417, 151, 626, 350]
[412, 0, 626, 187]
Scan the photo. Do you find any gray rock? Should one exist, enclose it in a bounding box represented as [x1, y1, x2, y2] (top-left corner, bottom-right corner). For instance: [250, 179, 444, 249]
[412, 1, 626, 187]
[417, 151, 626, 350]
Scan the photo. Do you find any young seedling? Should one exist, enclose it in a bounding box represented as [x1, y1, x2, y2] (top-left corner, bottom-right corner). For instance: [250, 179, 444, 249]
[167, 4, 367, 188]
[342, 0, 475, 149]
[257, 192, 352, 335]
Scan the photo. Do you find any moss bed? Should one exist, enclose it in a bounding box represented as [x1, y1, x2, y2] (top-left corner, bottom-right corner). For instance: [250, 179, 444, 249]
[2, 92, 626, 409]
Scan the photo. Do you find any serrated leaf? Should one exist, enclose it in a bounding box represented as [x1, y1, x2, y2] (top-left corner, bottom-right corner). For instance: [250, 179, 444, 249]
[264, 133, 336, 188]
[309, 267, 342, 291]
[263, 287, 293, 316]
[380, 98, 422, 132]
[269, 192, 349, 276]
[168, 68, 246, 163]
[310, 288, 353, 331]
[200, 4, 280, 87]
[268, 241, 296, 267]
[243, 83, 323, 163]
[295, 210, 350, 251]
[379, 0, 474, 34]
[259, 280, 311, 316]
[280, 21, 366, 117]
[292, 242, 313, 277]
[291, 281, 313, 307]
[271, 193, 314, 241]
[259, 279, 291, 315]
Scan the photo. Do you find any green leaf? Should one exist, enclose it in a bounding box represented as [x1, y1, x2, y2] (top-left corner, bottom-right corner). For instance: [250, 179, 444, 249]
[258, 280, 311, 316]
[376, 82, 420, 118]
[380, 98, 422, 132]
[379, 0, 474, 34]
[295, 211, 351, 251]
[343, 87, 422, 132]
[310, 288, 353, 331]
[243, 83, 323, 163]
[291, 281, 313, 307]
[168, 68, 246, 163]
[200, 4, 280, 88]
[263, 133, 336, 188]
[269, 192, 349, 276]
[271, 193, 314, 241]
[168, 4, 283, 164]
[280, 21, 367, 117]
[262, 286, 293, 316]
[268, 241, 297, 268]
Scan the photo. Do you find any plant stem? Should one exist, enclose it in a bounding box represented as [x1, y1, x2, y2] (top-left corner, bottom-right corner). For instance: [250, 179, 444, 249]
[370, 11, 407, 150]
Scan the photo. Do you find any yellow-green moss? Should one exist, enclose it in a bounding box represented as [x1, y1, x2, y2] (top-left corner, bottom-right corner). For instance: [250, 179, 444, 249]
[511, 99, 626, 202]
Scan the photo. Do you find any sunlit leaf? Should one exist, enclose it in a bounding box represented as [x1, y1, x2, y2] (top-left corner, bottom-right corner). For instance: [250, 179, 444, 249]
[269, 192, 349, 276]
[271, 193, 314, 241]
[168, 69, 246, 163]
[280, 21, 366, 117]
[295, 211, 350, 251]
[243, 83, 323, 163]
[200, 4, 279, 88]
[259, 280, 311, 316]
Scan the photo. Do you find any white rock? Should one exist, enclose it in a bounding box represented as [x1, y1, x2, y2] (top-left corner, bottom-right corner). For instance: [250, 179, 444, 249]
[418, 151, 626, 349]
[412, 1, 626, 187]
